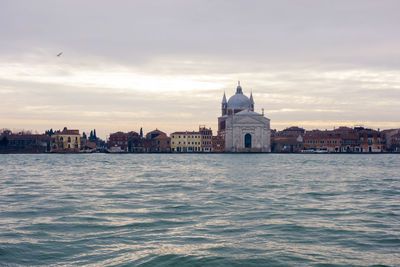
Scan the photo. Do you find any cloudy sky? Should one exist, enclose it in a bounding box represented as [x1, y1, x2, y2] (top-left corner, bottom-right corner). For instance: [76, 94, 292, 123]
[1, 0, 399, 138]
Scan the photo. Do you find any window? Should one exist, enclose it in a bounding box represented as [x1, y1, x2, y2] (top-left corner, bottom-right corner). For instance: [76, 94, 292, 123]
[68, 137, 71, 143]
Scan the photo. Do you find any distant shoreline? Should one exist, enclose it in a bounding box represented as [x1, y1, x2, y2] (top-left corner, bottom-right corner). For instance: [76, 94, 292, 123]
[1, 152, 399, 155]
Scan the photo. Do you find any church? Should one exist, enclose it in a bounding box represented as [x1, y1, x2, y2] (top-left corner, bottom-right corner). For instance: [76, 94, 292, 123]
[218, 82, 271, 152]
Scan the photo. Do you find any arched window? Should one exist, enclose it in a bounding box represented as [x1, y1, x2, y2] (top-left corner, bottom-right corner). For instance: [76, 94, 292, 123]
[68, 137, 71, 142]
[244, 133, 252, 148]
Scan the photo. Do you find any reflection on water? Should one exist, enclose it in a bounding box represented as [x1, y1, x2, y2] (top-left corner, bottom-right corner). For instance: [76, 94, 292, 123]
[0, 154, 399, 266]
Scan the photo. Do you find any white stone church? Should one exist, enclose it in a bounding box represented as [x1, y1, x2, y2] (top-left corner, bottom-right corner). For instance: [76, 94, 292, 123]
[218, 82, 271, 152]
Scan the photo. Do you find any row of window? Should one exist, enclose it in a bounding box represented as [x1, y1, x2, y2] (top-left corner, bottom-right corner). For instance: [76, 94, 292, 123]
[307, 140, 339, 144]
[172, 141, 200, 145]
[173, 147, 200, 152]
[59, 136, 78, 142]
[307, 139, 380, 145]
[172, 135, 200, 139]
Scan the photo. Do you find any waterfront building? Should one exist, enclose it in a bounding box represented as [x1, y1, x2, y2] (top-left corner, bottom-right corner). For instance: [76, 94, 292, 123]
[382, 128, 400, 152]
[356, 127, 385, 152]
[51, 127, 81, 152]
[211, 135, 225, 152]
[107, 131, 139, 152]
[0, 133, 50, 153]
[271, 136, 303, 153]
[218, 82, 271, 152]
[271, 126, 305, 152]
[302, 126, 386, 152]
[146, 129, 171, 152]
[199, 126, 212, 152]
[303, 130, 343, 152]
[170, 131, 202, 152]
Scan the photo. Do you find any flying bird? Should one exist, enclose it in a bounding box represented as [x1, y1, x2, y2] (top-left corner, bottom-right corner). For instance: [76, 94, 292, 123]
[57, 52, 63, 57]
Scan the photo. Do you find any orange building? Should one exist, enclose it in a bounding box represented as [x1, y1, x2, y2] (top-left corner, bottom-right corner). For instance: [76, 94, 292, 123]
[146, 129, 170, 152]
[107, 131, 139, 152]
[212, 135, 225, 152]
[199, 126, 213, 152]
[356, 127, 385, 152]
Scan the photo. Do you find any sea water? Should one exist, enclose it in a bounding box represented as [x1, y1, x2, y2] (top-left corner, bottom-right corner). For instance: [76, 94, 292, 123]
[0, 154, 399, 266]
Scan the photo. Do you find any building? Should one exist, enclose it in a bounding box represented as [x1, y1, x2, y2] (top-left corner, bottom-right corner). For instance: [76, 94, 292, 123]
[107, 131, 139, 152]
[271, 136, 303, 153]
[271, 126, 304, 152]
[146, 129, 171, 152]
[302, 126, 386, 153]
[382, 128, 400, 152]
[51, 127, 80, 152]
[0, 133, 50, 153]
[212, 135, 225, 152]
[303, 130, 343, 152]
[170, 131, 202, 152]
[199, 126, 212, 152]
[356, 127, 385, 152]
[218, 82, 271, 152]
[277, 126, 305, 137]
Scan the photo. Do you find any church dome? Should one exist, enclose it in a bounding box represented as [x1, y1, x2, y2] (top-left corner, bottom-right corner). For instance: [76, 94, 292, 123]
[227, 94, 251, 109]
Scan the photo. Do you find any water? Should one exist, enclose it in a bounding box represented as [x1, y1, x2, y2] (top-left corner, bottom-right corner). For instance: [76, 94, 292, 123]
[0, 154, 399, 266]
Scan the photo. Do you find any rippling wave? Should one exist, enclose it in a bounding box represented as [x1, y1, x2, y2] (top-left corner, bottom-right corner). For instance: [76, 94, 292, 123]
[0, 154, 399, 266]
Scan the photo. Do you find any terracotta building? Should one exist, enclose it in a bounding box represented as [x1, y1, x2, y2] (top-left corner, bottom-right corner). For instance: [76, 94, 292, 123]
[212, 135, 225, 152]
[271, 126, 305, 152]
[356, 127, 385, 152]
[303, 130, 344, 152]
[382, 129, 400, 152]
[302, 126, 387, 153]
[199, 126, 213, 152]
[146, 129, 170, 152]
[107, 131, 139, 152]
[271, 136, 303, 153]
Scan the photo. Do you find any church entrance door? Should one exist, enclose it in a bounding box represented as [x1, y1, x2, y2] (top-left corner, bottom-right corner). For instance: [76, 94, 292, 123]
[244, 133, 252, 148]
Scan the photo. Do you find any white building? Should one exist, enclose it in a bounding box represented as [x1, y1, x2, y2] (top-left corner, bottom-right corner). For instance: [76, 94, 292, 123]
[218, 82, 271, 152]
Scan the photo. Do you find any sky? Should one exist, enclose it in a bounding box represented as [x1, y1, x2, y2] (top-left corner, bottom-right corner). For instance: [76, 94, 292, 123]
[1, 0, 400, 139]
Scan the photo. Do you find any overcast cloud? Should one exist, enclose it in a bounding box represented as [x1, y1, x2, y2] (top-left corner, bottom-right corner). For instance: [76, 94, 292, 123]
[1, 0, 399, 138]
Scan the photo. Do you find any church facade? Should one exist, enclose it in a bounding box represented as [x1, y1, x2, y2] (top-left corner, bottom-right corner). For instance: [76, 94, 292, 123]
[218, 82, 271, 152]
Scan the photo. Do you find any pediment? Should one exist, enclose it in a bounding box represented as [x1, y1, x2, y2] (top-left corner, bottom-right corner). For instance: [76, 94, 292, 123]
[233, 115, 269, 125]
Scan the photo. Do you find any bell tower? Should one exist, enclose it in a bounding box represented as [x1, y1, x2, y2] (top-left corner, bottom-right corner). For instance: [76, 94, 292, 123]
[221, 92, 227, 116]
